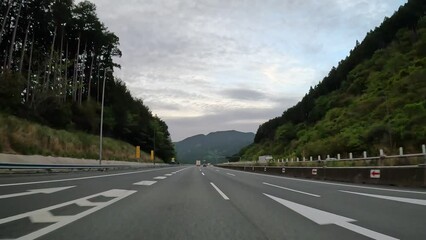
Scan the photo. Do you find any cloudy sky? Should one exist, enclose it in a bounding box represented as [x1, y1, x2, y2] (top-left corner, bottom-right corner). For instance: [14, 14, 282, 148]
[81, 0, 406, 141]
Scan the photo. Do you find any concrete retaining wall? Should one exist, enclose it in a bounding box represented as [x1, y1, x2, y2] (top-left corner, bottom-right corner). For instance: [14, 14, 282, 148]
[219, 165, 426, 187]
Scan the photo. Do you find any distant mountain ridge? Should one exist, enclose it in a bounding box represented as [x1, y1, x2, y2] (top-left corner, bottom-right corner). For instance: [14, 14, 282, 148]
[174, 130, 255, 164]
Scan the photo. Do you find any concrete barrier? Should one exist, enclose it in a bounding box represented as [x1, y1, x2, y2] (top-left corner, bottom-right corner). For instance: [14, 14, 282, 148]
[220, 165, 426, 188]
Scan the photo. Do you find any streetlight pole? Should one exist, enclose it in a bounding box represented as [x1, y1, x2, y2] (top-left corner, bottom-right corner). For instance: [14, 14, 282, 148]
[99, 67, 111, 165]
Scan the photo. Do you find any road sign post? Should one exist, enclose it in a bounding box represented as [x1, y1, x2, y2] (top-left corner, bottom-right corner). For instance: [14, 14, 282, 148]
[135, 146, 140, 159]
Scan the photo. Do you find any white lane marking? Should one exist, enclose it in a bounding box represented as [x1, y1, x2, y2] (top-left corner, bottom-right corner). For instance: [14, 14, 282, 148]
[165, 174, 173, 176]
[340, 190, 426, 206]
[263, 182, 320, 198]
[210, 182, 230, 200]
[264, 193, 398, 240]
[0, 167, 187, 187]
[0, 186, 75, 200]
[226, 173, 236, 177]
[0, 189, 136, 240]
[202, 172, 205, 176]
[153, 176, 167, 180]
[216, 170, 220, 172]
[221, 168, 426, 195]
[133, 180, 157, 186]
[174, 168, 188, 173]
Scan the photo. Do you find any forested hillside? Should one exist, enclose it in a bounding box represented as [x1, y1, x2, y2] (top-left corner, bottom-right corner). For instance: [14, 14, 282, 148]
[175, 130, 254, 164]
[0, 0, 175, 161]
[242, 0, 426, 160]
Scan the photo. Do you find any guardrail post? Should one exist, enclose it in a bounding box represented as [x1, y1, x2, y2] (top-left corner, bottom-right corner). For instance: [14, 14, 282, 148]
[318, 155, 321, 161]
[337, 154, 340, 160]
[399, 147, 403, 156]
[422, 144, 426, 164]
[310, 156, 313, 161]
[297, 157, 299, 162]
[363, 151, 367, 159]
[349, 152, 353, 159]
[303, 157, 306, 161]
[327, 155, 330, 160]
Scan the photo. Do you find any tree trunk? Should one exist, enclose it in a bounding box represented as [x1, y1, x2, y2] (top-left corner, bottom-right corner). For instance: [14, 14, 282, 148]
[78, 42, 87, 105]
[7, 0, 22, 69]
[19, 21, 30, 73]
[0, 0, 12, 47]
[26, 35, 34, 103]
[73, 35, 81, 102]
[58, 26, 64, 97]
[96, 60, 100, 102]
[87, 51, 94, 101]
[64, 41, 68, 102]
[48, 25, 57, 88]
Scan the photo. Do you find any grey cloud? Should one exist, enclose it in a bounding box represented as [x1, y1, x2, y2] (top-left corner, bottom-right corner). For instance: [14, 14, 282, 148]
[85, 0, 405, 140]
[222, 89, 267, 101]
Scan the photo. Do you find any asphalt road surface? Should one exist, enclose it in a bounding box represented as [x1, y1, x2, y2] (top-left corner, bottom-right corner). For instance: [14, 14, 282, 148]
[0, 165, 425, 240]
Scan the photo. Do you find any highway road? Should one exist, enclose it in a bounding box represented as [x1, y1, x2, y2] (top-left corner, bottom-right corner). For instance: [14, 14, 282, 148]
[0, 165, 425, 240]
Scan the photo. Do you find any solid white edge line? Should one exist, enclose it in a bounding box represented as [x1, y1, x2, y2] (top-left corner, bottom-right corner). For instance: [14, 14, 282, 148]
[210, 182, 230, 200]
[221, 168, 426, 195]
[0, 167, 189, 187]
[263, 182, 320, 197]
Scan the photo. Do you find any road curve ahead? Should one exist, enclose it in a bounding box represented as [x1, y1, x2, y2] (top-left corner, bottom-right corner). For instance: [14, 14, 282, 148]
[0, 165, 425, 240]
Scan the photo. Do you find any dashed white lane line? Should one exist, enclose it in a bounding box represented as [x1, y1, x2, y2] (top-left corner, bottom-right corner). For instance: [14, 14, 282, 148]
[216, 170, 220, 172]
[340, 190, 426, 206]
[165, 174, 173, 176]
[0, 167, 181, 187]
[263, 182, 320, 198]
[222, 168, 426, 195]
[226, 173, 236, 177]
[202, 172, 205, 176]
[210, 182, 230, 200]
[154, 176, 167, 180]
[133, 181, 157, 186]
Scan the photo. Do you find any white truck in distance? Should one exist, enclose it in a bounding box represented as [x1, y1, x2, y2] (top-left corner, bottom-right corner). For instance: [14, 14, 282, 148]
[196, 160, 201, 166]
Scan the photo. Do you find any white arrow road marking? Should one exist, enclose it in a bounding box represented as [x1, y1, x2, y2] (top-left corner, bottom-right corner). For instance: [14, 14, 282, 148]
[0, 189, 136, 240]
[133, 180, 157, 186]
[340, 190, 426, 206]
[263, 182, 320, 197]
[153, 176, 167, 180]
[210, 182, 229, 200]
[202, 172, 205, 176]
[226, 173, 236, 177]
[0, 186, 75, 199]
[264, 193, 398, 240]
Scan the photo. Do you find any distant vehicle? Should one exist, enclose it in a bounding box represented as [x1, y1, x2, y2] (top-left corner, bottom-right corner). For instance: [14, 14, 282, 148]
[196, 160, 201, 166]
[203, 163, 207, 167]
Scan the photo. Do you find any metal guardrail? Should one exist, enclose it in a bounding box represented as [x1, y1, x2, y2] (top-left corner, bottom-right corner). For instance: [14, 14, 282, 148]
[0, 162, 148, 170]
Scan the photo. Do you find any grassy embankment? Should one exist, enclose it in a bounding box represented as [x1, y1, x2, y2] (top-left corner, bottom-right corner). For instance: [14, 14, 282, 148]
[0, 113, 152, 162]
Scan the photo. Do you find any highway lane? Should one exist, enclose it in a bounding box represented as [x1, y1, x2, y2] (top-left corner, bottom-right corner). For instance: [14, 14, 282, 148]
[0, 165, 425, 239]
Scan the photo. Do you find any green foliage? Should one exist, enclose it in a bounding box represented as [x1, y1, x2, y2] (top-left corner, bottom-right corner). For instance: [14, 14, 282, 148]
[0, 1, 175, 161]
[243, 1, 426, 160]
